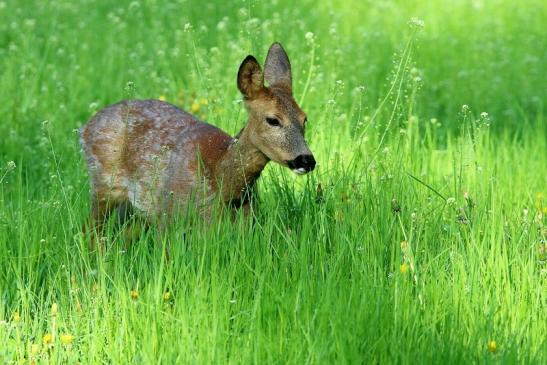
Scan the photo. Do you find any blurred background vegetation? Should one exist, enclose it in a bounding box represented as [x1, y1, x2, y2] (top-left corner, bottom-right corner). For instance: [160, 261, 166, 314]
[1, 0, 545, 190]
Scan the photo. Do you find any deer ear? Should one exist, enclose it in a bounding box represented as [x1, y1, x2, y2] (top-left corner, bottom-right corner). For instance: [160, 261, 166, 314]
[237, 56, 264, 99]
[264, 42, 292, 92]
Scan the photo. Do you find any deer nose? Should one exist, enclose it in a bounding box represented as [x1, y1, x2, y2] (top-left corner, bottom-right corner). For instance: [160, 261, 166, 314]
[288, 154, 316, 174]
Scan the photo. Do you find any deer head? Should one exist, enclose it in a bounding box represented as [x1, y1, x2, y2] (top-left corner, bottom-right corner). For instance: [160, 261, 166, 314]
[236, 42, 316, 175]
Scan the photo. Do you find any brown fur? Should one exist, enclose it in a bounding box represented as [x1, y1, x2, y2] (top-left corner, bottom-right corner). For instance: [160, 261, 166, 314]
[80, 43, 314, 243]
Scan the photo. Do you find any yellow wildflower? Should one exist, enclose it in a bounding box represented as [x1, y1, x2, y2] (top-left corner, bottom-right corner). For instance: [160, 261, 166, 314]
[60, 334, 75, 345]
[158, 95, 166, 101]
[163, 291, 171, 302]
[400, 263, 409, 274]
[43, 333, 53, 345]
[191, 102, 200, 114]
[130, 290, 139, 300]
[13, 311, 21, 323]
[487, 340, 497, 353]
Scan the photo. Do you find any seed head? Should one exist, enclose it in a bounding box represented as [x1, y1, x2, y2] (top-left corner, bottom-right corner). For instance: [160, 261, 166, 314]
[391, 199, 401, 214]
[408, 17, 424, 29]
[124, 81, 135, 93]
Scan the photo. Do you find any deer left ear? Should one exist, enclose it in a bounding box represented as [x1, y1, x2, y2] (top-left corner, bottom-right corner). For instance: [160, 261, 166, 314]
[237, 56, 264, 99]
[264, 42, 292, 92]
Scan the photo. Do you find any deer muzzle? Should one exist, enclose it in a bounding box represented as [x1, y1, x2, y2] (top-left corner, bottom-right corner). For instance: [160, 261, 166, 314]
[287, 154, 316, 175]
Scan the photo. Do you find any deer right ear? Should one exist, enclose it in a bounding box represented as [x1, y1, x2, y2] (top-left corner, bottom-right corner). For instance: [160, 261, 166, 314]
[237, 56, 264, 99]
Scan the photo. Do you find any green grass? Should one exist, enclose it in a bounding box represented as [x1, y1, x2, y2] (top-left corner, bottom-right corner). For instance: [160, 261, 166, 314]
[1, 0, 546, 363]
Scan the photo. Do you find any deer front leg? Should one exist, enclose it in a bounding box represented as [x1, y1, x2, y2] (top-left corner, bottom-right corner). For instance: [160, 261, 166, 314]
[84, 197, 117, 251]
[228, 184, 259, 220]
[241, 183, 259, 218]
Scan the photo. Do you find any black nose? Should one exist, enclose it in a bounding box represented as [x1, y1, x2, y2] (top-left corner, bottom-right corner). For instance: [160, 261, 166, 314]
[288, 154, 316, 172]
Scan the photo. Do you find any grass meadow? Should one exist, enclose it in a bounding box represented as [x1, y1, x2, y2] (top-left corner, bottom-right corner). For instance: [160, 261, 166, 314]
[1, 0, 546, 363]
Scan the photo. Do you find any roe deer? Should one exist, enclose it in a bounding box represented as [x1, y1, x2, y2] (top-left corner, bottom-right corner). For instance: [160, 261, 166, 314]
[80, 42, 315, 237]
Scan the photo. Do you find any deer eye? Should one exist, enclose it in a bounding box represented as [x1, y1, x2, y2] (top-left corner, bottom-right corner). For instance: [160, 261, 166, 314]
[266, 117, 281, 127]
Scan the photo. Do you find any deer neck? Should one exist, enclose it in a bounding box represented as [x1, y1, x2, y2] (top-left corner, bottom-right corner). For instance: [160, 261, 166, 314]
[214, 126, 269, 202]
